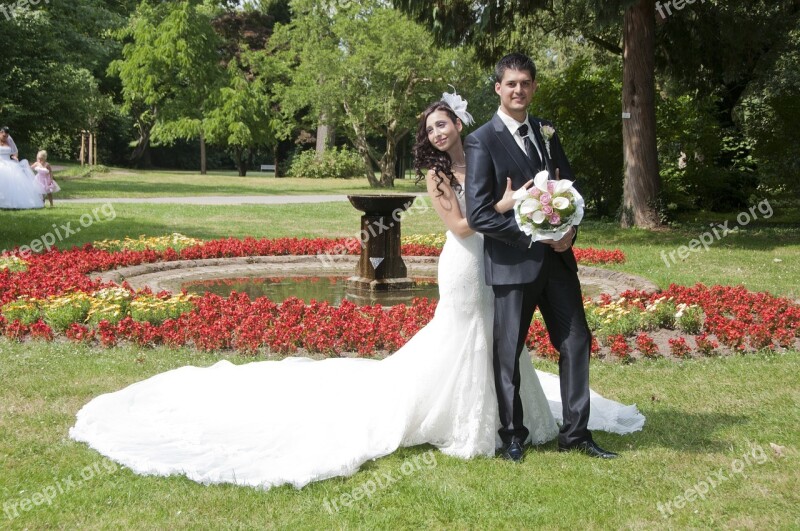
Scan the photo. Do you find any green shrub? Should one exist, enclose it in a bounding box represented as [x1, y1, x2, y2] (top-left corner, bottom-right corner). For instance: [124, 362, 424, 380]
[1, 298, 41, 325]
[676, 304, 704, 335]
[42, 294, 92, 331]
[86, 287, 132, 326]
[643, 297, 677, 330]
[130, 295, 195, 325]
[600, 307, 643, 339]
[0, 255, 28, 273]
[288, 147, 364, 179]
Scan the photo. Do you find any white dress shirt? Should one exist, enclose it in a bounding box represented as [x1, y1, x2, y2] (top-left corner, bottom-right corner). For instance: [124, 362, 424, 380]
[496, 108, 544, 162]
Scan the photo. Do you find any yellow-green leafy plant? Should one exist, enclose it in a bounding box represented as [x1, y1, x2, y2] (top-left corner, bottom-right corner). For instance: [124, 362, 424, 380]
[87, 287, 133, 325]
[41, 293, 93, 331]
[130, 293, 196, 325]
[1, 296, 41, 325]
[0, 255, 28, 273]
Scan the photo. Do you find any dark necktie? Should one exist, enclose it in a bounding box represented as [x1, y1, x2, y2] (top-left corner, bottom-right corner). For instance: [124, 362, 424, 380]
[516, 124, 542, 170]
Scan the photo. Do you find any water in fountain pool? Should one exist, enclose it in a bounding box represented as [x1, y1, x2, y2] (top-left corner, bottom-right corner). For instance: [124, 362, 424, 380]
[182, 275, 441, 306]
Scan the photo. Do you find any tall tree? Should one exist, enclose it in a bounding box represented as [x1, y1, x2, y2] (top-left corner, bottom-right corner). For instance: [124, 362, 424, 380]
[109, 0, 223, 170]
[206, 6, 288, 175]
[395, 0, 665, 227]
[620, 0, 659, 227]
[0, 0, 129, 157]
[111, 1, 286, 173]
[274, 0, 472, 188]
[399, 0, 800, 220]
[204, 48, 284, 176]
[653, 1, 800, 201]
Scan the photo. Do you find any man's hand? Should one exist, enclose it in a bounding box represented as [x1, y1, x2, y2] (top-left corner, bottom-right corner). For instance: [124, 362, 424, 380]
[540, 226, 575, 253]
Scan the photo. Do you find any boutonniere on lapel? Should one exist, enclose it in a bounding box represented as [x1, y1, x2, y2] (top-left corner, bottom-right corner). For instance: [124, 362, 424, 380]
[539, 124, 555, 159]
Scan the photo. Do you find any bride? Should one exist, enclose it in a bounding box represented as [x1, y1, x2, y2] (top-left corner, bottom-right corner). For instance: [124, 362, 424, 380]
[69, 97, 644, 490]
[0, 127, 45, 210]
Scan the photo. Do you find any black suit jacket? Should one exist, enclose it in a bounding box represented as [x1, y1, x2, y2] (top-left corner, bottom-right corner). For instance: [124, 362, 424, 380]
[465, 113, 578, 285]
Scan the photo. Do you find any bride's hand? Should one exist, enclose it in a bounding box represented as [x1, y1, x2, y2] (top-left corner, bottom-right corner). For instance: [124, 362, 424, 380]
[494, 178, 534, 214]
[541, 227, 575, 252]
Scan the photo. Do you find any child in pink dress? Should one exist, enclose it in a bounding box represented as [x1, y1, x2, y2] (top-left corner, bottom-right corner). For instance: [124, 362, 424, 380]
[31, 150, 60, 207]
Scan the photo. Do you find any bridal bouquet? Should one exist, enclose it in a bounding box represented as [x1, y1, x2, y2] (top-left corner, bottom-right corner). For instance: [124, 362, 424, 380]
[512, 170, 585, 243]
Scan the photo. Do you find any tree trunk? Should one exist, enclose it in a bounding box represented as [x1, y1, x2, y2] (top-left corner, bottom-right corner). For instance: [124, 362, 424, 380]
[200, 132, 207, 175]
[344, 104, 379, 187]
[130, 121, 153, 169]
[351, 129, 379, 187]
[316, 114, 331, 157]
[621, 0, 661, 228]
[235, 147, 247, 176]
[378, 135, 396, 188]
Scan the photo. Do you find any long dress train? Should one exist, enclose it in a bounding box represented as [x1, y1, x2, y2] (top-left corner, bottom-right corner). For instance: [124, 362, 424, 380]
[70, 193, 644, 489]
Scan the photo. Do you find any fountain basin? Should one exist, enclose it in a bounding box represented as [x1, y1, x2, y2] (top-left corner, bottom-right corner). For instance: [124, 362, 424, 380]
[183, 275, 439, 306]
[95, 255, 659, 305]
[347, 194, 417, 216]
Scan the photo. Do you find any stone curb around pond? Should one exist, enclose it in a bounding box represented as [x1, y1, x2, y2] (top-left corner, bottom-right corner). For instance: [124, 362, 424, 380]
[96, 255, 659, 300]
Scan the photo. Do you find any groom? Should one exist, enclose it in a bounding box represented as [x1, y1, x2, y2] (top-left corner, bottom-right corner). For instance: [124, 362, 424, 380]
[465, 52, 618, 461]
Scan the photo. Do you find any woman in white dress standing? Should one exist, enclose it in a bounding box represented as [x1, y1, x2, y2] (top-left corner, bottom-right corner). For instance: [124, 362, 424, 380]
[69, 95, 643, 490]
[0, 127, 45, 209]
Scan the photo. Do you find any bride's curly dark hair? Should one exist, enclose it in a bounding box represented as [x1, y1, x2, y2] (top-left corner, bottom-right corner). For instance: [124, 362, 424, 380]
[412, 102, 461, 197]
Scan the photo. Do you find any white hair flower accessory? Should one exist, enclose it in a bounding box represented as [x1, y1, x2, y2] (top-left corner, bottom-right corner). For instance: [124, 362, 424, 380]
[441, 86, 474, 126]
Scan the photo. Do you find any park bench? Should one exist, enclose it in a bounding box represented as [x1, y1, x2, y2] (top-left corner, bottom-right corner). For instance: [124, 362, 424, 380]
[260, 164, 276, 172]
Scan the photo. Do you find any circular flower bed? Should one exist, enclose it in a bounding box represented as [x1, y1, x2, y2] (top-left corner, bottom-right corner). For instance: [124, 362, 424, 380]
[1, 236, 797, 359]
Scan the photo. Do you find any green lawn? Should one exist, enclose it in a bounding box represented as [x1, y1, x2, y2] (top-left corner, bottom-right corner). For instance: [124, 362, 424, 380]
[53, 165, 424, 198]
[1, 172, 799, 528]
[1, 342, 797, 529]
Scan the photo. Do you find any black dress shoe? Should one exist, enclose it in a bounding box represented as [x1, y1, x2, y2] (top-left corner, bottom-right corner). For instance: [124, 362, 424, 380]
[499, 441, 524, 462]
[558, 440, 619, 459]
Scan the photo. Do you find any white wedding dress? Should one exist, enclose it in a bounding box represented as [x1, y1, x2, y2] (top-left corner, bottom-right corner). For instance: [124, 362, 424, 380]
[0, 144, 45, 209]
[70, 191, 644, 490]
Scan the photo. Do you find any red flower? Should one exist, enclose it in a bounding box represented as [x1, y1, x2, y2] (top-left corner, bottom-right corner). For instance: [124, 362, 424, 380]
[607, 334, 632, 361]
[694, 333, 719, 356]
[97, 320, 118, 347]
[2, 239, 797, 359]
[669, 337, 691, 358]
[29, 320, 54, 341]
[66, 323, 94, 343]
[635, 333, 660, 358]
[4, 320, 29, 340]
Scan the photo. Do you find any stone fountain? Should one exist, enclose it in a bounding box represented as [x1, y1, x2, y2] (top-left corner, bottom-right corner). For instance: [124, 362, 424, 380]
[345, 194, 418, 296]
[95, 196, 661, 306]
